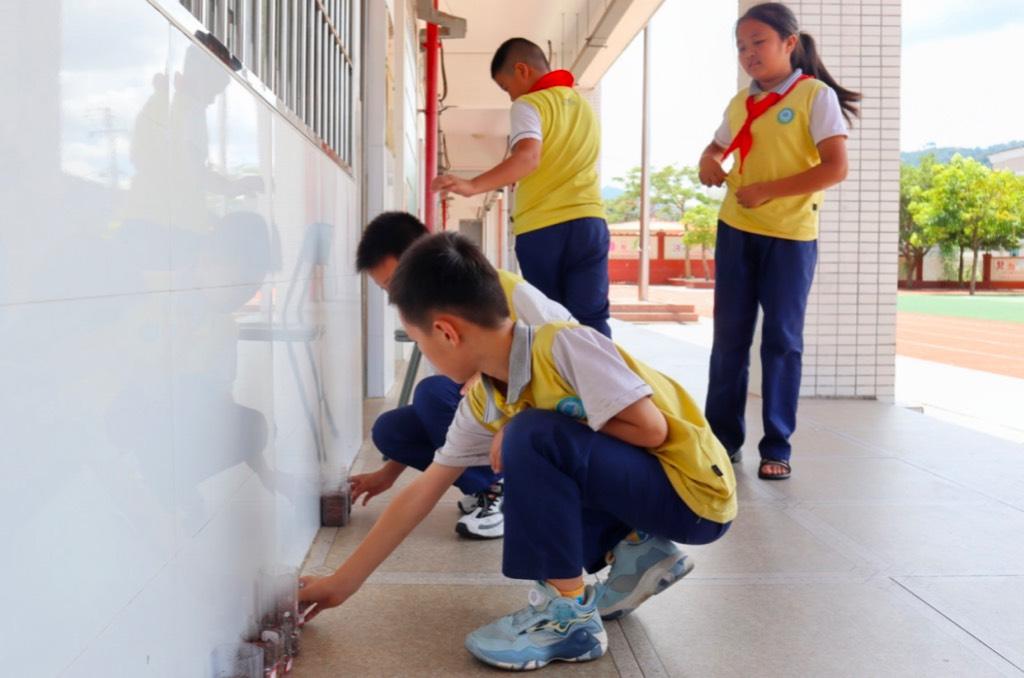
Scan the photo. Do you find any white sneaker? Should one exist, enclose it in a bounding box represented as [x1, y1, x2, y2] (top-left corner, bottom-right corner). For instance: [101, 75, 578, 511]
[458, 493, 480, 515]
[455, 482, 504, 539]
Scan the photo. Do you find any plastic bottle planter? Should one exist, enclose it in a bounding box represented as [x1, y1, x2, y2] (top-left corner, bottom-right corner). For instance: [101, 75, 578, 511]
[320, 484, 352, 527]
[256, 567, 301, 675]
[282, 609, 301, 661]
[251, 629, 286, 678]
[212, 642, 264, 678]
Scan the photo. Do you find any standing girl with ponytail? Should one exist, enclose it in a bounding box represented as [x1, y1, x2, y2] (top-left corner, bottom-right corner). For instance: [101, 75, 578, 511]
[699, 2, 860, 480]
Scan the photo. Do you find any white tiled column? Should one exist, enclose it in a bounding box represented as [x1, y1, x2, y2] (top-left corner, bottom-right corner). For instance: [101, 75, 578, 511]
[739, 0, 900, 400]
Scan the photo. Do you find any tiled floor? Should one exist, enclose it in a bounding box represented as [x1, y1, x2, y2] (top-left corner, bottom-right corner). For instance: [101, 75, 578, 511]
[293, 321, 1024, 677]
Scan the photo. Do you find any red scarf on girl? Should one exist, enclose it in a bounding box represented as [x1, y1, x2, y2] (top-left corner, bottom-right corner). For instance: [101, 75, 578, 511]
[724, 74, 811, 174]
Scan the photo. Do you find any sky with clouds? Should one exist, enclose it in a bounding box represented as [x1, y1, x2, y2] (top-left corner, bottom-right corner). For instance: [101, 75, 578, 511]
[600, 0, 1024, 185]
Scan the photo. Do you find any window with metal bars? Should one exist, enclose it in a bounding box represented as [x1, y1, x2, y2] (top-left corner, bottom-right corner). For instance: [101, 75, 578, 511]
[179, 0, 355, 167]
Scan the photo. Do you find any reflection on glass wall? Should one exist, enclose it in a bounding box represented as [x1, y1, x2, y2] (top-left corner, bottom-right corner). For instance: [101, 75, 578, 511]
[179, 0, 355, 166]
[1, 2, 354, 673]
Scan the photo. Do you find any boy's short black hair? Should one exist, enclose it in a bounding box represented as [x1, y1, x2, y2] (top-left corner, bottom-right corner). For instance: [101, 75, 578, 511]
[490, 38, 550, 78]
[389, 232, 510, 331]
[355, 211, 429, 272]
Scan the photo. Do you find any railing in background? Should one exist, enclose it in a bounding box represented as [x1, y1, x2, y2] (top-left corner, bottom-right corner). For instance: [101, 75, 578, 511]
[179, 0, 355, 166]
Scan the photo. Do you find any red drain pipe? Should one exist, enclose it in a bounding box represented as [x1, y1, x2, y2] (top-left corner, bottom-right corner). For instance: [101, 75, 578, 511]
[423, 1, 440, 231]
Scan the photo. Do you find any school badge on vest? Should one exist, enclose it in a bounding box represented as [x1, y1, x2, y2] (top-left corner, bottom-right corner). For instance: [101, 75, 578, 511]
[556, 396, 587, 420]
[777, 107, 795, 124]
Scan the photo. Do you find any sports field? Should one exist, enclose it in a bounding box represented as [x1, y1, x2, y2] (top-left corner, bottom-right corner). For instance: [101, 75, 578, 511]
[897, 292, 1024, 324]
[897, 292, 1024, 379]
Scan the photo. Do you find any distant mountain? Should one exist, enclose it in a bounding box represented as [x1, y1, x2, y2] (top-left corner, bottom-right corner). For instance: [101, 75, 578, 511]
[902, 140, 1024, 167]
[602, 185, 624, 200]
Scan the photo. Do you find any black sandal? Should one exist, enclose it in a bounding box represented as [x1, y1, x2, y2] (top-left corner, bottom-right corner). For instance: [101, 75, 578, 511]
[758, 458, 791, 480]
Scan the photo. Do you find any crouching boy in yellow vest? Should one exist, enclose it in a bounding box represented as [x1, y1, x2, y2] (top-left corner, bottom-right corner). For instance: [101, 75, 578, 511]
[299, 233, 735, 671]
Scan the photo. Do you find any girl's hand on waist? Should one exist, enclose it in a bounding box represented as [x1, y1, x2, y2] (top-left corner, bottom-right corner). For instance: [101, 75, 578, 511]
[736, 182, 773, 208]
[698, 156, 728, 187]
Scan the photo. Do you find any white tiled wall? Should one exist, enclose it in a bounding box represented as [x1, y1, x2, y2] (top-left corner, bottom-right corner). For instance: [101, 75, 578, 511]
[739, 0, 900, 400]
[0, 2, 363, 676]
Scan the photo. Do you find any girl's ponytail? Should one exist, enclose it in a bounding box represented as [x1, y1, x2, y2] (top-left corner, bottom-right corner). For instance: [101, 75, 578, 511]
[794, 31, 861, 123]
[739, 3, 862, 124]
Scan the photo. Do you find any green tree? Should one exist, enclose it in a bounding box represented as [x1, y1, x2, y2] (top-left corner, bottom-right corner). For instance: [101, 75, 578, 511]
[604, 164, 713, 224]
[604, 167, 642, 223]
[900, 156, 940, 287]
[682, 203, 718, 280]
[918, 155, 1022, 294]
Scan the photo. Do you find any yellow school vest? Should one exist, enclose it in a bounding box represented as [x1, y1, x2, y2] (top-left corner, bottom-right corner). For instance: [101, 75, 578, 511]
[466, 323, 737, 523]
[512, 87, 606, 236]
[719, 78, 827, 241]
[496, 269, 524, 322]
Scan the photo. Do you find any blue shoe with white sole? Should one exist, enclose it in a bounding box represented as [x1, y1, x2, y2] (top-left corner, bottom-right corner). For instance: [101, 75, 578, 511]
[465, 581, 607, 671]
[596, 533, 694, 620]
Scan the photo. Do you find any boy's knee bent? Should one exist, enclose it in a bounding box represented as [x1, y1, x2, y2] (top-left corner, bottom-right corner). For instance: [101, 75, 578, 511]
[412, 374, 448, 403]
[371, 408, 405, 453]
[412, 375, 460, 416]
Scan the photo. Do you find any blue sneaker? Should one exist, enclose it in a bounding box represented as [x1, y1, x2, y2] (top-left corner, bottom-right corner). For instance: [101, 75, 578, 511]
[465, 582, 607, 671]
[596, 533, 694, 620]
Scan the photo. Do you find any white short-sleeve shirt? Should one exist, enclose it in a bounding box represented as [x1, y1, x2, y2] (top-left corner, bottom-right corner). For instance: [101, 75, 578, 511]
[433, 322, 653, 468]
[713, 70, 848, 149]
[509, 100, 543, 148]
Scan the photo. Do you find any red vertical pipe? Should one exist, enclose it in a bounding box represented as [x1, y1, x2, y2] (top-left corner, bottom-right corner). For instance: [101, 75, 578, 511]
[423, 2, 440, 231]
[497, 194, 505, 268]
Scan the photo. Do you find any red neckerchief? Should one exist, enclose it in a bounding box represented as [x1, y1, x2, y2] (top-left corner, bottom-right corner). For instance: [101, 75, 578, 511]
[723, 74, 812, 174]
[528, 69, 575, 93]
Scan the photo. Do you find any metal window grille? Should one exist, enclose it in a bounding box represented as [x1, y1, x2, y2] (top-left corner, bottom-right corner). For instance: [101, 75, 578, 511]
[180, 0, 355, 166]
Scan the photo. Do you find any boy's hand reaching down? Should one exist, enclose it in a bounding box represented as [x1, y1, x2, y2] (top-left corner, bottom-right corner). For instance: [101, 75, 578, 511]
[349, 464, 402, 506]
[298, 573, 357, 624]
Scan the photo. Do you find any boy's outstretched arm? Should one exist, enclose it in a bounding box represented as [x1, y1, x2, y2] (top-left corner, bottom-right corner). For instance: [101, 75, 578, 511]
[299, 462, 462, 620]
[430, 139, 541, 197]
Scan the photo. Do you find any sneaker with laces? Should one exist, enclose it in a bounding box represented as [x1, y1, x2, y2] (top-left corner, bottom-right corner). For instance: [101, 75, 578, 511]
[596, 533, 693, 620]
[458, 478, 503, 514]
[455, 481, 503, 539]
[458, 493, 480, 515]
[465, 581, 607, 671]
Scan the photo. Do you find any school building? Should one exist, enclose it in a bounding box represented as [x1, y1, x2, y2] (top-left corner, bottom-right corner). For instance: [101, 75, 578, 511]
[18, 2, 1016, 678]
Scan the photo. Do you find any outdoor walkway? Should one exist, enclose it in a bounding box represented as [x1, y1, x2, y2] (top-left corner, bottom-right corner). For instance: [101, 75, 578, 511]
[294, 320, 1024, 677]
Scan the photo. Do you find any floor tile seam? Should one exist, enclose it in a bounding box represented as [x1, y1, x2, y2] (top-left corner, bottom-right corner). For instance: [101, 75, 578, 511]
[304, 572, 889, 587]
[888, 577, 1024, 677]
[801, 426, 893, 455]
[302, 527, 340, 571]
[361, 572, 527, 586]
[776, 502, 893, 571]
[894, 459, 1024, 514]
[682, 572, 877, 585]
[782, 498, 996, 507]
[897, 573, 1024, 580]
[605, 620, 644, 678]
[618, 616, 670, 678]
